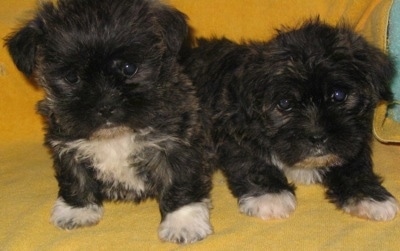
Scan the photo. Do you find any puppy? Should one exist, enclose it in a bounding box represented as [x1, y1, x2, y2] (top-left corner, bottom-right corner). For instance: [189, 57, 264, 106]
[5, 0, 213, 243]
[182, 19, 398, 221]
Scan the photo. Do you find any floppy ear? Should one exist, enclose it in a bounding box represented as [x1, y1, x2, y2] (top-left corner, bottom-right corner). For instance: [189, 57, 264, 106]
[343, 28, 395, 102]
[4, 19, 45, 76]
[362, 47, 395, 102]
[153, 4, 188, 56]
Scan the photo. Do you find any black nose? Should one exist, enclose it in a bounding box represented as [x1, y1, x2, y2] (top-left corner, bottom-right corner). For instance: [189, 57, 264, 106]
[97, 105, 115, 118]
[309, 133, 328, 144]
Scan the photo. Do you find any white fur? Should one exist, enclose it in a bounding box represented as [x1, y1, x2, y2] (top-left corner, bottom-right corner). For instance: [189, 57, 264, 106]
[51, 197, 104, 229]
[158, 200, 212, 244]
[283, 168, 324, 185]
[271, 154, 325, 185]
[52, 127, 178, 198]
[239, 191, 296, 220]
[343, 197, 399, 221]
[65, 131, 147, 194]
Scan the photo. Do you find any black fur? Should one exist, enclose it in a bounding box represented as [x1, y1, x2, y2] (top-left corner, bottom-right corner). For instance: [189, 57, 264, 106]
[5, 0, 213, 243]
[182, 19, 398, 220]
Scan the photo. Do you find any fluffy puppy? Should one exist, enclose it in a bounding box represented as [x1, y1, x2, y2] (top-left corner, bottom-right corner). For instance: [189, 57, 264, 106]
[182, 19, 398, 221]
[5, 0, 213, 243]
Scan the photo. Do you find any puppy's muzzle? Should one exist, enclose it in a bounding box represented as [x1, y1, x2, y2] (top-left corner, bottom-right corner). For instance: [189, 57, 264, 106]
[309, 133, 328, 145]
[95, 101, 125, 128]
[97, 105, 116, 119]
[95, 89, 124, 121]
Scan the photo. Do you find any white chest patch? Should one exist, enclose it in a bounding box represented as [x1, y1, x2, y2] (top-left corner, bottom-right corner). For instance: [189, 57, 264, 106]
[271, 154, 325, 185]
[282, 168, 325, 185]
[56, 128, 156, 195]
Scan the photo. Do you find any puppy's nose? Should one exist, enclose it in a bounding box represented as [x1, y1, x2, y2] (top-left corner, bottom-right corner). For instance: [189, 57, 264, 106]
[309, 133, 328, 144]
[97, 105, 115, 118]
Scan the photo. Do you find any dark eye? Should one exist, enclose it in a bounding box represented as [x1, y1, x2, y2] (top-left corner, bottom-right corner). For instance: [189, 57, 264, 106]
[122, 63, 138, 77]
[277, 99, 292, 111]
[64, 72, 80, 84]
[331, 89, 347, 102]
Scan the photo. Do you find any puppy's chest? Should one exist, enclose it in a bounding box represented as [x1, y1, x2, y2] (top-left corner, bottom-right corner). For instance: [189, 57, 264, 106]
[69, 134, 162, 199]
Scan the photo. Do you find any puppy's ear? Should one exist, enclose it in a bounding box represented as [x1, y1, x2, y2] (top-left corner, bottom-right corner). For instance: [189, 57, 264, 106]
[4, 18, 45, 76]
[362, 47, 394, 102]
[340, 27, 395, 101]
[153, 4, 188, 55]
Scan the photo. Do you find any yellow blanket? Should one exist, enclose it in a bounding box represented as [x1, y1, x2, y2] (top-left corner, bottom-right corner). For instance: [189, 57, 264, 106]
[1, 0, 399, 250]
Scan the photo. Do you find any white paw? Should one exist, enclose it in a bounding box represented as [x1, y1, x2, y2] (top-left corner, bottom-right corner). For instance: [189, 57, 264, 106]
[343, 197, 399, 221]
[51, 197, 104, 229]
[239, 191, 296, 220]
[158, 200, 212, 244]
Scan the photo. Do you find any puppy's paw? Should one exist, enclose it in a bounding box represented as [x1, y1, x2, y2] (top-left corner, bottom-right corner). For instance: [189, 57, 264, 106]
[343, 197, 399, 221]
[239, 191, 296, 220]
[51, 197, 104, 229]
[158, 200, 212, 244]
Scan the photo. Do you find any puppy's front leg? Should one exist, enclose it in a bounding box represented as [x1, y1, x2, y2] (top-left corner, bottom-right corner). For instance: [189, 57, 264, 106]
[157, 145, 212, 244]
[218, 139, 296, 220]
[51, 150, 103, 230]
[324, 149, 399, 221]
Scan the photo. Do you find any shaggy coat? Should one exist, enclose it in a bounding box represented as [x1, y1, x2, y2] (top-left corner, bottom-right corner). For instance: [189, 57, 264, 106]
[182, 20, 398, 221]
[6, 0, 213, 244]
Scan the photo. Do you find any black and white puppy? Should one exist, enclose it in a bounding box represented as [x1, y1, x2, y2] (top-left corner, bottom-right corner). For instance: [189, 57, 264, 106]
[5, 0, 213, 243]
[182, 20, 398, 221]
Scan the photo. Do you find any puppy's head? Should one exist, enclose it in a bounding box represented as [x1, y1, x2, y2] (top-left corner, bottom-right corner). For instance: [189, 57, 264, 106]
[242, 20, 394, 169]
[5, 0, 188, 139]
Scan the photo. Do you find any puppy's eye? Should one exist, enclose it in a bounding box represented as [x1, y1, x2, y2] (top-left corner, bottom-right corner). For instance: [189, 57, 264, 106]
[65, 73, 80, 84]
[122, 63, 138, 77]
[331, 89, 347, 102]
[277, 99, 292, 111]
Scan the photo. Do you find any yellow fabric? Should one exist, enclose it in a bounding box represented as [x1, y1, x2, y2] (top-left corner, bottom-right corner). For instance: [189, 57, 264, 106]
[1, 0, 399, 250]
[374, 102, 400, 143]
